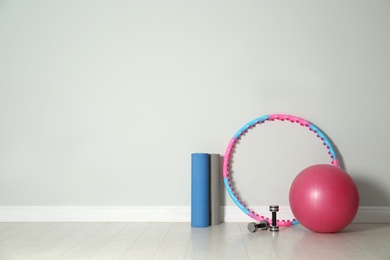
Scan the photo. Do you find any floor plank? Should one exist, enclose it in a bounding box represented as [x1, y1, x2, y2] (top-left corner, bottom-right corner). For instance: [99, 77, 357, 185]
[89, 222, 149, 260]
[327, 224, 390, 259]
[185, 223, 248, 260]
[0, 223, 37, 241]
[119, 222, 172, 260]
[216, 223, 248, 259]
[0, 222, 16, 232]
[288, 224, 352, 260]
[184, 225, 221, 259]
[240, 222, 282, 260]
[2, 223, 87, 259]
[28, 222, 105, 259]
[0, 222, 59, 257]
[57, 222, 128, 260]
[153, 223, 191, 260]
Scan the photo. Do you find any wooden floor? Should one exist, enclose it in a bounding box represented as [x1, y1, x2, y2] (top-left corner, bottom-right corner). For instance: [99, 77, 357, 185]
[0, 222, 389, 259]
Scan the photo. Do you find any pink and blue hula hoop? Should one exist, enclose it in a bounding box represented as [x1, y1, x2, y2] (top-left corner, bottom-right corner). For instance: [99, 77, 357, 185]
[223, 114, 339, 226]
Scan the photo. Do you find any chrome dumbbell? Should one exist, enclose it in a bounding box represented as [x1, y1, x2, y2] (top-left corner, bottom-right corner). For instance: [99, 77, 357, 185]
[247, 220, 270, 233]
[269, 205, 279, 232]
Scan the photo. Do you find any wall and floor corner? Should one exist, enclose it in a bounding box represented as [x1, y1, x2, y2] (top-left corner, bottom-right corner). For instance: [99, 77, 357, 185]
[0, 1, 390, 222]
[0, 206, 389, 223]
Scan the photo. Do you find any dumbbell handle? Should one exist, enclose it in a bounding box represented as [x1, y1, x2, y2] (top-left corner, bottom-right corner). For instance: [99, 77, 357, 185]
[272, 212, 277, 226]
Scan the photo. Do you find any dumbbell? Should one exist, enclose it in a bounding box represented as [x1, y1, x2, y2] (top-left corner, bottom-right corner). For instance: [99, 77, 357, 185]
[247, 220, 270, 233]
[269, 205, 279, 232]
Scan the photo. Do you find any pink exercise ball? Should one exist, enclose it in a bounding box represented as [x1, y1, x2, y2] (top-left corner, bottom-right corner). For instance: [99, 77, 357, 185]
[289, 164, 359, 233]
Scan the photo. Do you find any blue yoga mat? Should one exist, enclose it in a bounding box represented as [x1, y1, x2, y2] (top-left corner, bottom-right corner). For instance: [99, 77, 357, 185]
[191, 153, 210, 228]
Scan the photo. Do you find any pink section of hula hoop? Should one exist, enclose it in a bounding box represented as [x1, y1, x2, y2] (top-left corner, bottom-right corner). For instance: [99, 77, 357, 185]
[277, 220, 293, 226]
[332, 160, 339, 167]
[249, 212, 263, 221]
[269, 114, 310, 126]
[223, 138, 236, 178]
[249, 212, 293, 226]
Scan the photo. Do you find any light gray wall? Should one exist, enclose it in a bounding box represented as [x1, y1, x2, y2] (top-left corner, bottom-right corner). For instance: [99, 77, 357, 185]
[1, 0, 389, 207]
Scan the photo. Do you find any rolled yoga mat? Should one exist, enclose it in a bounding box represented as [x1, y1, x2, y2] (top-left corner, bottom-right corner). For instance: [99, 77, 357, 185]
[210, 154, 221, 225]
[191, 153, 210, 227]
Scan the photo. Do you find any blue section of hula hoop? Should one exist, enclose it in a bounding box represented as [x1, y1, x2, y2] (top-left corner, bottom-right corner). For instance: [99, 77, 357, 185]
[233, 115, 270, 139]
[223, 178, 250, 215]
[309, 123, 337, 160]
[328, 146, 337, 160]
[292, 220, 300, 225]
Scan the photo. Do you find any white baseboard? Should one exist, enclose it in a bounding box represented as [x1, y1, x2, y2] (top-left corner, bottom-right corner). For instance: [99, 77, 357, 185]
[222, 206, 390, 223]
[353, 206, 390, 223]
[0, 206, 389, 223]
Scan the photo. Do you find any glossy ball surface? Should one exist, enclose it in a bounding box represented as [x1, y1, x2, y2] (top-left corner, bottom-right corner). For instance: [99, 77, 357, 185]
[289, 164, 359, 233]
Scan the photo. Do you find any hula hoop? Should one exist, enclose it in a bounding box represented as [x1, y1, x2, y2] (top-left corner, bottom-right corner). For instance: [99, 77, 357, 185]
[223, 114, 339, 226]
